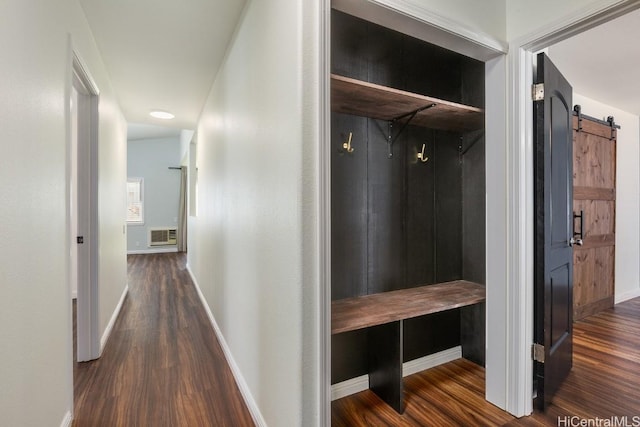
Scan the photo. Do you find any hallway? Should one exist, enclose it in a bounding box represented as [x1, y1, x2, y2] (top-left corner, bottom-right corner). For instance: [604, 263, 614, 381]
[73, 253, 255, 426]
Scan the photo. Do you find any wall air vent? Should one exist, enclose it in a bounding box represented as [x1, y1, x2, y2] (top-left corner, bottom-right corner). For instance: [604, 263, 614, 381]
[149, 227, 177, 246]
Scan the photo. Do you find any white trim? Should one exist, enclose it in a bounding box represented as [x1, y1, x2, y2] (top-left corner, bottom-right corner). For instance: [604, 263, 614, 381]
[319, 0, 332, 425]
[186, 265, 267, 427]
[615, 288, 640, 304]
[72, 51, 100, 96]
[59, 410, 73, 427]
[331, 346, 462, 400]
[100, 285, 129, 353]
[71, 47, 101, 363]
[127, 247, 178, 255]
[484, 54, 509, 411]
[507, 0, 640, 417]
[65, 35, 75, 416]
[402, 346, 462, 377]
[505, 44, 535, 418]
[71, 291, 77, 299]
[331, 375, 369, 401]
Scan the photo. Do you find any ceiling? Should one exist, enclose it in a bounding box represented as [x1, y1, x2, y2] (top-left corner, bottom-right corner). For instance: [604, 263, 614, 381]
[79, 0, 246, 130]
[80, 1, 640, 139]
[548, 8, 640, 117]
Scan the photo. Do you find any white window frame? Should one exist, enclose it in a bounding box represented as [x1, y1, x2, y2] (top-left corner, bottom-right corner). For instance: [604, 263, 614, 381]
[126, 177, 144, 225]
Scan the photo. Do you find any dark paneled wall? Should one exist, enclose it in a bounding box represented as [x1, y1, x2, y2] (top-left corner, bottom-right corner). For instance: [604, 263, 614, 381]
[331, 10, 485, 384]
[461, 131, 486, 364]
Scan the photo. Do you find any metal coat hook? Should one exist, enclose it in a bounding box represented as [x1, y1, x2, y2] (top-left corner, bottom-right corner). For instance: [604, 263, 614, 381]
[417, 143, 429, 163]
[342, 132, 354, 153]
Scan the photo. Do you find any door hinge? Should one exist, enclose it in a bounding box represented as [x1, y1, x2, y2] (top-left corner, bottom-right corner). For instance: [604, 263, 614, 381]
[532, 343, 545, 363]
[532, 83, 544, 101]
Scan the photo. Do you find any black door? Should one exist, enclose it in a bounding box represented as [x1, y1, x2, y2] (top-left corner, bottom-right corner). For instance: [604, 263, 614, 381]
[533, 52, 574, 410]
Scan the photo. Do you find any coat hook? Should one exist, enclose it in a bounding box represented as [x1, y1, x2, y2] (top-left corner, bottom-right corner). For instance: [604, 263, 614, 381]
[417, 143, 429, 163]
[342, 132, 354, 153]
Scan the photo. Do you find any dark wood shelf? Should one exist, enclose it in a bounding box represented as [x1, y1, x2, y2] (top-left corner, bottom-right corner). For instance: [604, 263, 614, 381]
[332, 280, 485, 335]
[331, 74, 484, 132]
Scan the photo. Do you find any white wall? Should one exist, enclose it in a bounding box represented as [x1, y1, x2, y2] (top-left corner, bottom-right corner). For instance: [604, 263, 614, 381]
[0, 0, 127, 425]
[382, 0, 507, 41]
[127, 137, 182, 253]
[506, 0, 629, 40]
[188, 0, 321, 425]
[96, 96, 128, 339]
[570, 94, 640, 302]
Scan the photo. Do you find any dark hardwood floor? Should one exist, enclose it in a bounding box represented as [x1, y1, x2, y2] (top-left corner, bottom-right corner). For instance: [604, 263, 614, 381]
[73, 253, 255, 426]
[509, 297, 640, 426]
[332, 297, 640, 426]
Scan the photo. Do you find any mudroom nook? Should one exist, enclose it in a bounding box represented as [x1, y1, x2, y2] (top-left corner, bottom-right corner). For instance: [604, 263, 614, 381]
[330, 9, 488, 414]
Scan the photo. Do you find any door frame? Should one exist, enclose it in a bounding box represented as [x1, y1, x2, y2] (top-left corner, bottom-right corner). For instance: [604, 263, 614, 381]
[507, 0, 640, 417]
[69, 48, 101, 363]
[320, 0, 510, 422]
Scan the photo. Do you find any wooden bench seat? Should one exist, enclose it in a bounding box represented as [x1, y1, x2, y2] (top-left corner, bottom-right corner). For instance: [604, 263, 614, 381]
[331, 280, 485, 334]
[331, 280, 485, 413]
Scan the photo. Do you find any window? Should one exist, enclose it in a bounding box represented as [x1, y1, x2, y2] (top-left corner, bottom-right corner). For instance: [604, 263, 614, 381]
[127, 178, 144, 224]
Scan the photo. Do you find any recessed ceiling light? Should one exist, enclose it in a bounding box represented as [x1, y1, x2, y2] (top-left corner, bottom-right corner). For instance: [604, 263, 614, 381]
[149, 110, 175, 120]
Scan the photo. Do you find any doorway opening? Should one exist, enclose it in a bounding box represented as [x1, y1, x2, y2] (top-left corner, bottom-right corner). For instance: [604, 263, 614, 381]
[71, 53, 100, 365]
[125, 124, 194, 256]
[323, 1, 506, 422]
[510, 0, 640, 416]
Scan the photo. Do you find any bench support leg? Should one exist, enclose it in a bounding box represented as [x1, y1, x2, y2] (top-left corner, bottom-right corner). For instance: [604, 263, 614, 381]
[368, 320, 403, 413]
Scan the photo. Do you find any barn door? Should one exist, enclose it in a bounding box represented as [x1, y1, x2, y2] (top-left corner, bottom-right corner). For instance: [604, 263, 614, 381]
[572, 109, 617, 320]
[533, 52, 574, 410]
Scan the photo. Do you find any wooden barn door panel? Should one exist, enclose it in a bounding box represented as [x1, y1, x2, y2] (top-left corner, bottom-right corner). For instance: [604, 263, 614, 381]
[573, 246, 615, 320]
[572, 114, 616, 321]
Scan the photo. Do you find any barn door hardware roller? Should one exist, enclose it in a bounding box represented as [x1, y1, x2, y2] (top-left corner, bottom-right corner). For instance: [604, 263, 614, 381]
[607, 116, 616, 140]
[386, 103, 436, 158]
[574, 105, 619, 140]
[574, 105, 583, 132]
[570, 210, 584, 247]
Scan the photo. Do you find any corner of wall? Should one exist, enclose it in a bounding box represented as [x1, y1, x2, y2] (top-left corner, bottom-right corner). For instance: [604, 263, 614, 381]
[100, 285, 129, 353]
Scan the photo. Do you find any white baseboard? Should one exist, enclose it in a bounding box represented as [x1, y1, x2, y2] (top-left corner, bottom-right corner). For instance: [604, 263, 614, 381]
[402, 346, 462, 376]
[127, 247, 178, 255]
[100, 284, 129, 353]
[331, 375, 370, 401]
[615, 287, 640, 304]
[186, 266, 267, 427]
[331, 346, 462, 401]
[59, 410, 72, 427]
[71, 290, 77, 299]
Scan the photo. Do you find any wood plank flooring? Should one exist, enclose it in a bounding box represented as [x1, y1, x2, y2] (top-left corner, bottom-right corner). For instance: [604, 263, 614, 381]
[332, 297, 640, 426]
[73, 253, 255, 427]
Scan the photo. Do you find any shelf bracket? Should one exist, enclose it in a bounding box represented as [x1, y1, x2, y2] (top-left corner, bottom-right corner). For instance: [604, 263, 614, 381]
[460, 134, 483, 157]
[387, 103, 436, 158]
